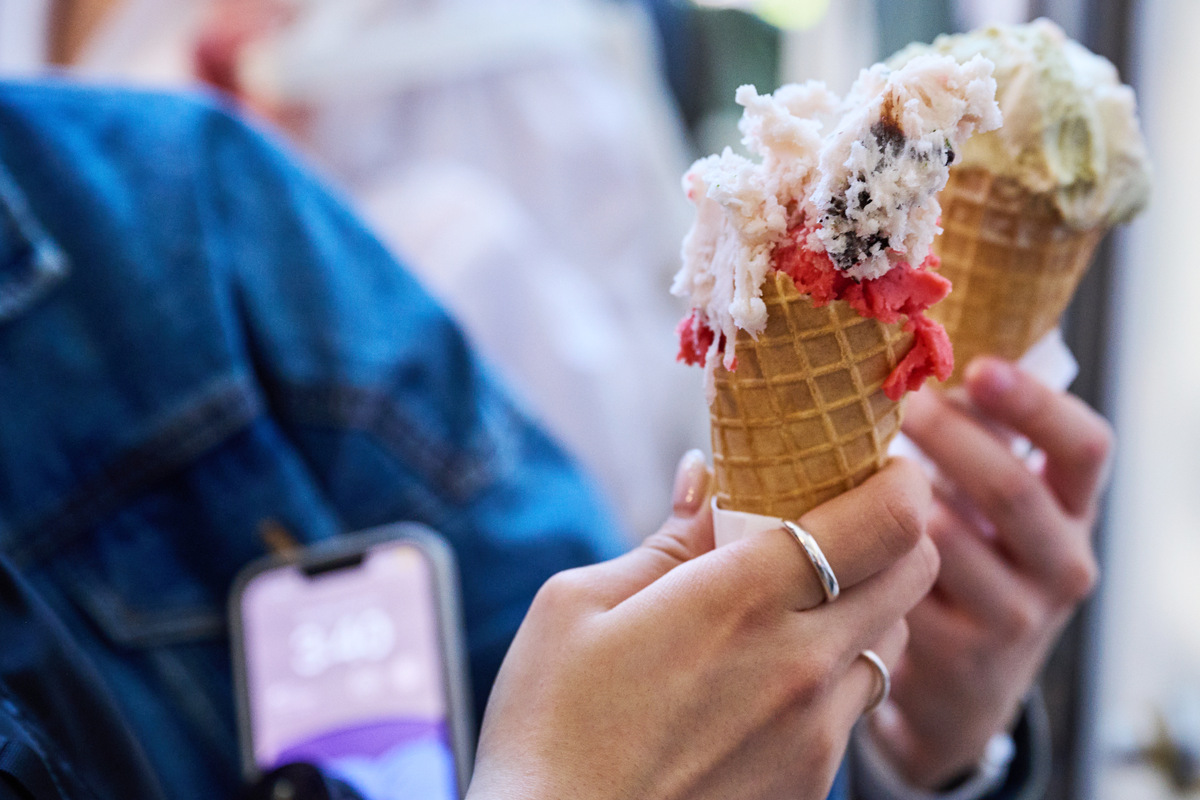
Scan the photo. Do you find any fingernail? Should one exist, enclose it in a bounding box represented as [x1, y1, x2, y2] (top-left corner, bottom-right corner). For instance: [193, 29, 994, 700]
[966, 358, 1015, 399]
[672, 449, 710, 517]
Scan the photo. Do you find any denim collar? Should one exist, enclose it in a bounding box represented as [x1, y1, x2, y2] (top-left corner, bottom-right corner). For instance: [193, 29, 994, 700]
[0, 159, 68, 323]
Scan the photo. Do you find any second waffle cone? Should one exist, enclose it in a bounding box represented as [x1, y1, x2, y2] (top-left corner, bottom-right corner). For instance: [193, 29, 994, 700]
[930, 168, 1105, 385]
[710, 272, 915, 520]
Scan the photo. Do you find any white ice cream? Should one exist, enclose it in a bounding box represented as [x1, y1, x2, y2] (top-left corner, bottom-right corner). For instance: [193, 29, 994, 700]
[672, 56, 1001, 372]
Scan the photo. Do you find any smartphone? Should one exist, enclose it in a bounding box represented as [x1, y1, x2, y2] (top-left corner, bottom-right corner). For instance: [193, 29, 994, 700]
[231, 524, 473, 799]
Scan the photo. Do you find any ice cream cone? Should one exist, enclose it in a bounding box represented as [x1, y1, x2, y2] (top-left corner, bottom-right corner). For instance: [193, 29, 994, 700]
[930, 169, 1106, 386]
[709, 272, 915, 520]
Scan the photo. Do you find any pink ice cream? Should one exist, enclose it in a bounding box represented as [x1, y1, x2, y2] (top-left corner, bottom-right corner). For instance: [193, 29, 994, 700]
[678, 229, 953, 400]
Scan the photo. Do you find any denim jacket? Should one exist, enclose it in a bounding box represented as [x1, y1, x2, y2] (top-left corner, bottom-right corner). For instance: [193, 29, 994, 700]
[0, 81, 624, 800]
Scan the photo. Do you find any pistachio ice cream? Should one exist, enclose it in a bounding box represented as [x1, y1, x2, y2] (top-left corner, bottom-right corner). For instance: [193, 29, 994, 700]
[890, 18, 1151, 229]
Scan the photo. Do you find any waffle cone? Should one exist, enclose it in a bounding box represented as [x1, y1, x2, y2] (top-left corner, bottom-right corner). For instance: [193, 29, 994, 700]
[709, 272, 915, 520]
[930, 168, 1105, 385]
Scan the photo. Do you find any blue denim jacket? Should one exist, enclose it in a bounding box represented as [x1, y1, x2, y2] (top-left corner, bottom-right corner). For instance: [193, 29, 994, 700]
[0, 81, 625, 799]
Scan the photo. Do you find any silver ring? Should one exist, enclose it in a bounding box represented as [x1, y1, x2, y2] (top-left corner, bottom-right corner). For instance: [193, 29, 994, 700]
[859, 649, 891, 715]
[781, 520, 839, 603]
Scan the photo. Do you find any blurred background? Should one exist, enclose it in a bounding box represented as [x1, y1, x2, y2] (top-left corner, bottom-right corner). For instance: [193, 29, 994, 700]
[0, 0, 1196, 797]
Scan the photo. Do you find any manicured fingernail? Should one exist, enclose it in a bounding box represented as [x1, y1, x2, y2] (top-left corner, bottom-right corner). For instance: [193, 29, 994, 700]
[966, 358, 1016, 399]
[672, 449, 710, 517]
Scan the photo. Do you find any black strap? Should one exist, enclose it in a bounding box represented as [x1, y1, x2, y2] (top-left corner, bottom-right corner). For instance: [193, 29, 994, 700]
[0, 739, 62, 800]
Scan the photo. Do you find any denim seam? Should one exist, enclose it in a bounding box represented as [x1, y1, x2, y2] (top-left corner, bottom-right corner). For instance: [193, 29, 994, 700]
[273, 382, 498, 503]
[6, 375, 263, 568]
[53, 556, 225, 647]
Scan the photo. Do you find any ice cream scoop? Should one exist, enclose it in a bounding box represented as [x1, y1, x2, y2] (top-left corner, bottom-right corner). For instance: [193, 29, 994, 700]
[890, 18, 1151, 228]
[673, 55, 1000, 527]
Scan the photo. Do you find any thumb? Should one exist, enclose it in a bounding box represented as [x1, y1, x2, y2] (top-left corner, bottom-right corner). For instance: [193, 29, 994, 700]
[585, 450, 714, 608]
[645, 449, 716, 563]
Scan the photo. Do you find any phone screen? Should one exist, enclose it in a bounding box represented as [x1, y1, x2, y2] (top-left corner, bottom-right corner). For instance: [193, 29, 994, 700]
[239, 542, 459, 799]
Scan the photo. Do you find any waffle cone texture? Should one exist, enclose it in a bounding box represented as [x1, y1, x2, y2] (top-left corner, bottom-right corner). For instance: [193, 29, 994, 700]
[930, 168, 1105, 385]
[709, 272, 915, 520]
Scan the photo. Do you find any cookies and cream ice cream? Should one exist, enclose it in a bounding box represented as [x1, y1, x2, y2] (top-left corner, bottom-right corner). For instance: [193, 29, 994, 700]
[673, 54, 1002, 401]
[673, 55, 1001, 527]
[890, 18, 1151, 229]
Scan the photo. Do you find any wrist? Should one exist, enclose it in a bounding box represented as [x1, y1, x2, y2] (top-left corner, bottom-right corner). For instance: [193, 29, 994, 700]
[851, 717, 1015, 800]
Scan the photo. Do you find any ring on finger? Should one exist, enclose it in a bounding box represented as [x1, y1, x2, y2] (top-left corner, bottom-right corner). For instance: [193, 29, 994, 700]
[859, 649, 891, 715]
[781, 520, 839, 603]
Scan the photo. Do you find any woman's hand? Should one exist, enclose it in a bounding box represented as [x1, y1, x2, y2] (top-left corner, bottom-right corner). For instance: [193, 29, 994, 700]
[467, 452, 938, 800]
[871, 357, 1113, 789]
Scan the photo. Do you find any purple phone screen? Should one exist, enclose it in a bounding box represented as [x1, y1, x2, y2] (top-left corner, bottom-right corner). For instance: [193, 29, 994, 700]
[241, 545, 457, 799]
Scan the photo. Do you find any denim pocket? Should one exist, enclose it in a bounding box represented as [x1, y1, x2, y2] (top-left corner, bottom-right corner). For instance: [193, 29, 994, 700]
[52, 514, 226, 649]
[30, 416, 346, 796]
[45, 517, 244, 795]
